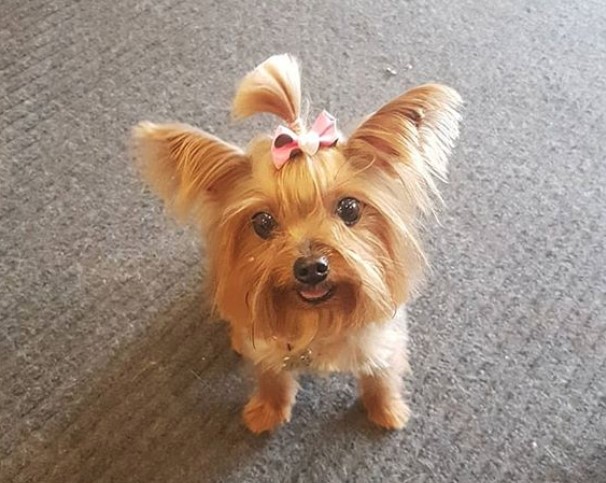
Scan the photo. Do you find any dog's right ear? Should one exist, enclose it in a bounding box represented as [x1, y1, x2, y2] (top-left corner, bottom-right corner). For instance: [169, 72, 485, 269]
[132, 122, 250, 219]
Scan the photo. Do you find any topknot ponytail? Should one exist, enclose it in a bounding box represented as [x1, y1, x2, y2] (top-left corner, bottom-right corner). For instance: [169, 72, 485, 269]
[232, 54, 302, 131]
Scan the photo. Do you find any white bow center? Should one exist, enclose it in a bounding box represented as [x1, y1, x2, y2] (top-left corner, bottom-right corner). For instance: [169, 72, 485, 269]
[297, 131, 320, 156]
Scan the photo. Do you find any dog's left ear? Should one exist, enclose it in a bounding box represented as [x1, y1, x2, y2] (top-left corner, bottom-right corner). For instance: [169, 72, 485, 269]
[344, 84, 462, 204]
[132, 122, 250, 220]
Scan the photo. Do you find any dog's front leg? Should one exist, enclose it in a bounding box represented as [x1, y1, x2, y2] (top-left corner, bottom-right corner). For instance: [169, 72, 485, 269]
[358, 350, 410, 430]
[243, 368, 299, 433]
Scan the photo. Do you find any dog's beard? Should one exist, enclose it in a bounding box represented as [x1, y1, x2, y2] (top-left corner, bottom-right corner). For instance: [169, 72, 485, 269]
[244, 262, 399, 352]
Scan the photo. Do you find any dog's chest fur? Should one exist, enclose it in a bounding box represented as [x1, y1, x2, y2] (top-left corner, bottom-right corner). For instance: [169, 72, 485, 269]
[239, 308, 408, 375]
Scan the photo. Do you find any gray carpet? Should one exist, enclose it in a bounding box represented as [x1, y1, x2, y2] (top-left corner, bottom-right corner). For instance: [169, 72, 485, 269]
[1, 0, 605, 481]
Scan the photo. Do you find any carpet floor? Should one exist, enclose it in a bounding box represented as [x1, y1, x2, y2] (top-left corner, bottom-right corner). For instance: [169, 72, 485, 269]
[1, 0, 604, 481]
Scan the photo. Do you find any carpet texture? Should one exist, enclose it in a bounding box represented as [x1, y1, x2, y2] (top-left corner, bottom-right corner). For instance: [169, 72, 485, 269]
[1, 0, 605, 482]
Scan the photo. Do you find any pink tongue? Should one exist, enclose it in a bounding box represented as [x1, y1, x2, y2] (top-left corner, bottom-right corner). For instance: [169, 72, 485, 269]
[300, 286, 329, 299]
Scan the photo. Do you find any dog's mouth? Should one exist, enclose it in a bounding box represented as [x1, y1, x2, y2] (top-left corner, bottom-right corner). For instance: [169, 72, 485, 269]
[296, 284, 335, 304]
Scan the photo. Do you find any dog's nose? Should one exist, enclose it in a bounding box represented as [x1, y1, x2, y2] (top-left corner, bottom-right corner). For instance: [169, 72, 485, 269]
[293, 256, 329, 285]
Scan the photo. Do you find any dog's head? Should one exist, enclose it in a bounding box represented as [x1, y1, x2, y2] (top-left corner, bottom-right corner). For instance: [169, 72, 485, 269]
[133, 54, 461, 349]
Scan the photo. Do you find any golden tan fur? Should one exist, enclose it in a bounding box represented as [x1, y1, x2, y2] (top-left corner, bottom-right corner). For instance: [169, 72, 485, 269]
[132, 55, 461, 433]
[233, 54, 302, 127]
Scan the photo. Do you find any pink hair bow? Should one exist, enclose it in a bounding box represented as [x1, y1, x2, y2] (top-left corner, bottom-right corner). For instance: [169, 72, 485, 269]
[271, 111, 339, 169]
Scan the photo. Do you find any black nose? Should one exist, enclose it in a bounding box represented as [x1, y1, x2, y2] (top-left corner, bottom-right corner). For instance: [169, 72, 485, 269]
[293, 256, 329, 285]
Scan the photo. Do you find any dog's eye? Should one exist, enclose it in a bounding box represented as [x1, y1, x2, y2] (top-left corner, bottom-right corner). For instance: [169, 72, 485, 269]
[336, 197, 361, 226]
[251, 212, 277, 239]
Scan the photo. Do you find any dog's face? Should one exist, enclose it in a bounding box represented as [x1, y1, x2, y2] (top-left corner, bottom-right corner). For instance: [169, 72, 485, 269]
[208, 137, 417, 348]
[133, 57, 461, 349]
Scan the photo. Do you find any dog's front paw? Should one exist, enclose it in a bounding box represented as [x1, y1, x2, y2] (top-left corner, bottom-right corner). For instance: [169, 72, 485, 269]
[243, 394, 291, 434]
[366, 398, 410, 430]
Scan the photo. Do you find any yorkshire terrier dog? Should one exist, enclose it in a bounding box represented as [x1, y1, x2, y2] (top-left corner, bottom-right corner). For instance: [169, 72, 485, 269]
[132, 54, 461, 433]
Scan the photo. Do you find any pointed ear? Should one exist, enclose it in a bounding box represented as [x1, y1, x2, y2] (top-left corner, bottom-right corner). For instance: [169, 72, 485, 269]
[132, 122, 250, 219]
[344, 84, 462, 205]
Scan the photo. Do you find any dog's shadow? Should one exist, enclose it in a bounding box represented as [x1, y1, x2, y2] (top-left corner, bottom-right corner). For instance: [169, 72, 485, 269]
[6, 289, 274, 483]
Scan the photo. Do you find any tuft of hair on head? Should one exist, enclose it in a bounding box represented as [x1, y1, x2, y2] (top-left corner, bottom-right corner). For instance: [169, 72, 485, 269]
[232, 54, 302, 131]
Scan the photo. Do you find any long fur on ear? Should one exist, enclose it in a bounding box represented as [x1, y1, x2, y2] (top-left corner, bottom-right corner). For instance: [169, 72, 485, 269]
[345, 84, 462, 213]
[232, 54, 302, 129]
[132, 122, 250, 220]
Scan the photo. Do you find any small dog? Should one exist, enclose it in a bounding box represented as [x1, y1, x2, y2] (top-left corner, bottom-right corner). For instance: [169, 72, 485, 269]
[132, 54, 461, 433]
